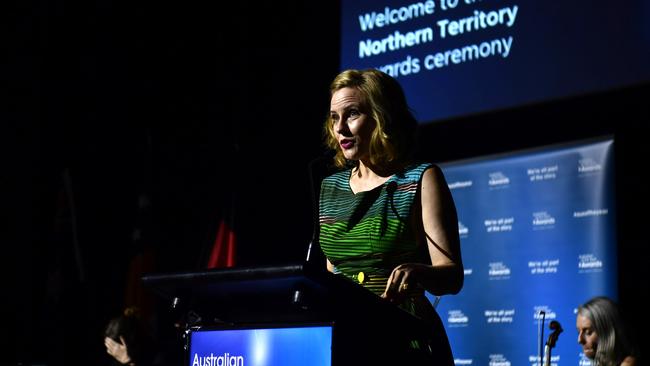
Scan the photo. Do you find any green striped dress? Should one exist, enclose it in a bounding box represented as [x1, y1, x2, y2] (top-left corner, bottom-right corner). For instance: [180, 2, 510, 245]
[318, 162, 438, 327]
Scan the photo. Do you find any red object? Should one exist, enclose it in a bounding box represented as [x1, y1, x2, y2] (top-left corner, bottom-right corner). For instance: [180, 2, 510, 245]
[207, 219, 236, 268]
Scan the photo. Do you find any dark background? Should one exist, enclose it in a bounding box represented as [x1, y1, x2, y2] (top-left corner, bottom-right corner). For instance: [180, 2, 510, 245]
[3, 1, 648, 365]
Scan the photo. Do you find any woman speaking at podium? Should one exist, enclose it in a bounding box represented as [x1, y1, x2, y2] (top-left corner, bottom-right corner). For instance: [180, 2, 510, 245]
[318, 68, 463, 364]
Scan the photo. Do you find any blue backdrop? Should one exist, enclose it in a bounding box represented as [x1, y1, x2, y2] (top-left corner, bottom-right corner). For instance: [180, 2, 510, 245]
[428, 138, 617, 366]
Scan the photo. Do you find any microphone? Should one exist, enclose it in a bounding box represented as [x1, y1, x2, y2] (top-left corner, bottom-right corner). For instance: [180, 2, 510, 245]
[305, 238, 316, 263]
[543, 319, 563, 365]
[549, 320, 563, 332]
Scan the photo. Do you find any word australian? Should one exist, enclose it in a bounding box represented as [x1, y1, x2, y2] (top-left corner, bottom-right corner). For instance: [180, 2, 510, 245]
[192, 353, 244, 366]
[359, 5, 518, 59]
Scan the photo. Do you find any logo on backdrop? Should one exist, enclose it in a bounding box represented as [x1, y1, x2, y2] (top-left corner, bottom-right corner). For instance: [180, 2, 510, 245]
[578, 253, 603, 273]
[488, 262, 511, 279]
[449, 180, 473, 190]
[533, 305, 557, 322]
[455, 359, 474, 365]
[528, 259, 559, 275]
[485, 217, 514, 233]
[489, 354, 512, 366]
[573, 208, 608, 218]
[459, 221, 469, 237]
[447, 309, 469, 327]
[579, 353, 594, 366]
[192, 353, 244, 366]
[532, 211, 555, 230]
[488, 171, 510, 188]
[485, 309, 515, 324]
[529, 355, 560, 366]
[527, 164, 558, 182]
[578, 157, 603, 175]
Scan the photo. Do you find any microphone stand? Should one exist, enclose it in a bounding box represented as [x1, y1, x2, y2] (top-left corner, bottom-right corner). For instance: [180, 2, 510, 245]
[538, 311, 546, 366]
[297, 153, 331, 308]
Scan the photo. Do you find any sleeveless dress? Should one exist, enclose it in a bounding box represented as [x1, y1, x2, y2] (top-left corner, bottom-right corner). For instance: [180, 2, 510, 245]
[319, 162, 451, 359]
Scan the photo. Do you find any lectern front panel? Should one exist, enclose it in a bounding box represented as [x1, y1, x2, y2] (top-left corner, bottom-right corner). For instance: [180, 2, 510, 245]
[188, 324, 332, 366]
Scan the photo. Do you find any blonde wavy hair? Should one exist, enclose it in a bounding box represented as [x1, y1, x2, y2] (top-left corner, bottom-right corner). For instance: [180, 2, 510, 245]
[323, 69, 417, 169]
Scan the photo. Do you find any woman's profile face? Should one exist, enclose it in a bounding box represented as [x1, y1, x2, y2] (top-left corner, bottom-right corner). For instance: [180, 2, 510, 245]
[576, 314, 599, 359]
[330, 87, 375, 162]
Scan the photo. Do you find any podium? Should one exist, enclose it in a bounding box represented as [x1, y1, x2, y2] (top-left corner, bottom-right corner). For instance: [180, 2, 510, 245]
[142, 263, 452, 365]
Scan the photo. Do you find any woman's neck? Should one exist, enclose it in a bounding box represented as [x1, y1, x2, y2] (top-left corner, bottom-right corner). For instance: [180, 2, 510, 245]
[355, 159, 395, 179]
[349, 160, 396, 194]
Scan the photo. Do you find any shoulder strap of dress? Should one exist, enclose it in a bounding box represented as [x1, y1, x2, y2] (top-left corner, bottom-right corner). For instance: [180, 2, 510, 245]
[397, 162, 434, 184]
